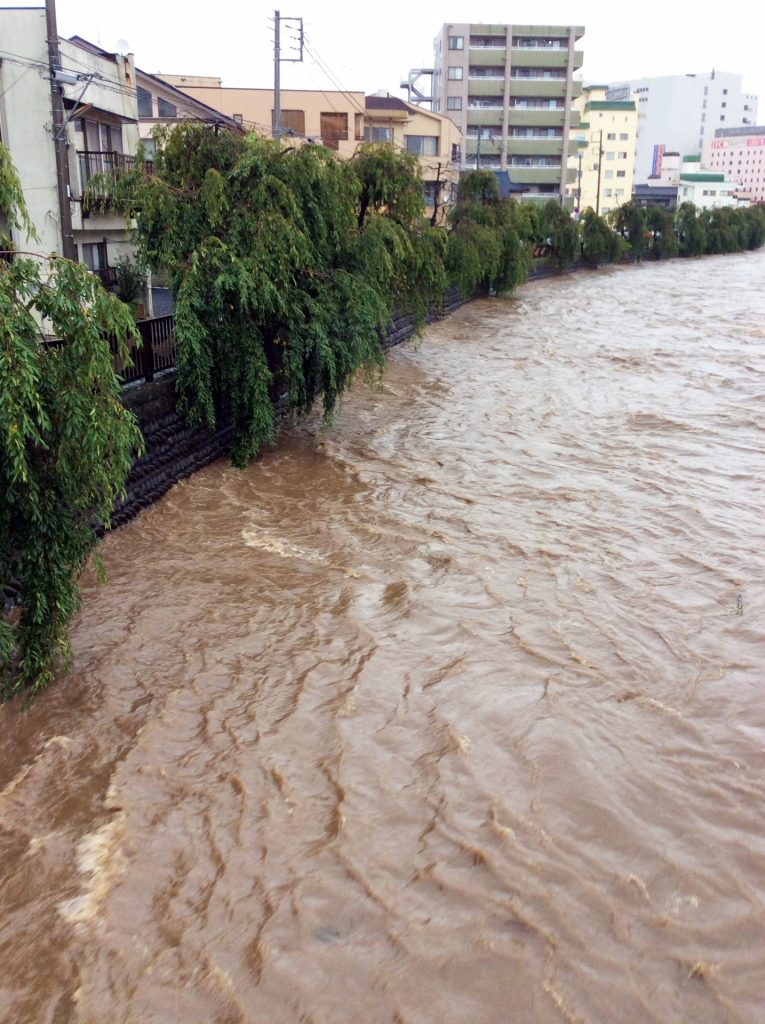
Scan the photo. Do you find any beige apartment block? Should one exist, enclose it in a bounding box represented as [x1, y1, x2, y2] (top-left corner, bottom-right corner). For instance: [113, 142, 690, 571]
[364, 95, 463, 224]
[567, 85, 637, 217]
[432, 22, 584, 203]
[162, 78, 366, 158]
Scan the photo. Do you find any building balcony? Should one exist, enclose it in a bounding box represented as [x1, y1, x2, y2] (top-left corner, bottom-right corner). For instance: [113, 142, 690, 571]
[508, 109, 567, 127]
[468, 68, 505, 78]
[78, 151, 153, 215]
[465, 136, 504, 157]
[467, 98, 504, 110]
[466, 109, 505, 127]
[467, 48, 507, 67]
[509, 48, 569, 68]
[507, 138, 564, 157]
[506, 166, 562, 185]
[467, 79, 505, 97]
[508, 156, 562, 169]
[509, 79, 568, 99]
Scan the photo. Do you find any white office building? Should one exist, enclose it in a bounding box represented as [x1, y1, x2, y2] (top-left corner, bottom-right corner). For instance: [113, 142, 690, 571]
[606, 71, 757, 184]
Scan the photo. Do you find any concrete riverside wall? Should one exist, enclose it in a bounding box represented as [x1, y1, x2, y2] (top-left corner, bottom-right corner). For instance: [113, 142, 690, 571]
[112, 288, 471, 529]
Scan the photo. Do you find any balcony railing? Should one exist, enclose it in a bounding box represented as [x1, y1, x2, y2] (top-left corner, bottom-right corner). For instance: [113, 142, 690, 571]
[78, 151, 153, 214]
[93, 266, 117, 288]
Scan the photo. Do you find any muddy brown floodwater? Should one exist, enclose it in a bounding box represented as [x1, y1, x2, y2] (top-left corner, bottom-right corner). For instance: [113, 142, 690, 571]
[2, 253, 765, 1024]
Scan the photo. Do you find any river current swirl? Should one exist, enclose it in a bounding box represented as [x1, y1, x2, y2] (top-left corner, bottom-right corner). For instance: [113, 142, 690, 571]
[1, 252, 764, 1024]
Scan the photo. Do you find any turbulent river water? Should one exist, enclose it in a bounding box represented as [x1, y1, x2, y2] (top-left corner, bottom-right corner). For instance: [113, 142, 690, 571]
[2, 252, 764, 1024]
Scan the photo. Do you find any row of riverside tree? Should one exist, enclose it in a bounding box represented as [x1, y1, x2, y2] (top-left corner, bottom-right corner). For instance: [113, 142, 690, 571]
[2, 126, 765, 694]
[1, 144, 143, 696]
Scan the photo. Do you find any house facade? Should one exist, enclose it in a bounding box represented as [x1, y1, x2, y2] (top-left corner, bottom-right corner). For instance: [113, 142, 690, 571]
[0, 9, 141, 295]
[567, 85, 637, 216]
[162, 78, 366, 157]
[431, 22, 584, 203]
[364, 95, 463, 224]
[677, 155, 745, 210]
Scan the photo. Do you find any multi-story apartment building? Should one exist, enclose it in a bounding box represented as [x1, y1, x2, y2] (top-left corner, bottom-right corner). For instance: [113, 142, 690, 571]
[0, 8, 141, 293]
[606, 71, 758, 184]
[163, 78, 367, 158]
[704, 125, 765, 204]
[364, 94, 463, 224]
[432, 23, 584, 202]
[567, 85, 637, 216]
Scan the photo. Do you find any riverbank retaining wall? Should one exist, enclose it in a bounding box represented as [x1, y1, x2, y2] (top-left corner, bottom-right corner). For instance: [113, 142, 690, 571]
[112, 287, 471, 528]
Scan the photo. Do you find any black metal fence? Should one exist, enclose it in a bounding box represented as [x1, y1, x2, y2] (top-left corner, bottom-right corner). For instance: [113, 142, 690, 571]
[108, 314, 177, 385]
[44, 313, 177, 387]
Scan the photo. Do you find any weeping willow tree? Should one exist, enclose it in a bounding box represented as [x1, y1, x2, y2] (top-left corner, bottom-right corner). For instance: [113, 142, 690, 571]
[0, 144, 143, 696]
[445, 170, 532, 297]
[105, 128, 446, 466]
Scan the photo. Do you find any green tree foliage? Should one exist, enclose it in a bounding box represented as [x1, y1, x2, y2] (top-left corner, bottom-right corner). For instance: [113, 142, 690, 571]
[608, 201, 647, 260]
[446, 171, 530, 295]
[675, 202, 707, 257]
[350, 143, 425, 230]
[1, 144, 143, 696]
[579, 207, 624, 267]
[539, 200, 580, 268]
[645, 207, 679, 259]
[107, 128, 450, 466]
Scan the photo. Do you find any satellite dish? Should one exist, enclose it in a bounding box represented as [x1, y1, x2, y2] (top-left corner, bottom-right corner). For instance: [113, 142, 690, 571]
[115, 39, 130, 55]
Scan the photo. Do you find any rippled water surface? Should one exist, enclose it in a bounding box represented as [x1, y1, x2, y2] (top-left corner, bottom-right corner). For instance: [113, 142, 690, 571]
[2, 253, 764, 1024]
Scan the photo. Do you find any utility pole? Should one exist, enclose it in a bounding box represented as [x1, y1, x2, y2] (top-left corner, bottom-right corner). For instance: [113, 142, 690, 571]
[594, 129, 604, 217]
[475, 129, 481, 170]
[46, 0, 76, 261]
[273, 10, 304, 141]
[273, 10, 281, 139]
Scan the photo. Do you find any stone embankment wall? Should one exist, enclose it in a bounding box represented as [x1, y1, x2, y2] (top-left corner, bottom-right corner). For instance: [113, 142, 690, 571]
[113, 288, 470, 528]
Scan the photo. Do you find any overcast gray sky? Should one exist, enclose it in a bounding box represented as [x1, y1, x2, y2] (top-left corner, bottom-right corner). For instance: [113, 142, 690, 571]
[40, 0, 765, 108]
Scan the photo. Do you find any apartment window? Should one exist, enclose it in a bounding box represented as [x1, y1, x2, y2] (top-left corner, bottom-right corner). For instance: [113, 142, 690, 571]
[723, 88, 728, 95]
[604, 169, 614, 179]
[157, 97, 177, 118]
[619, 132, 628, 140]
[607, 133, 616, 140]
[137, 86, 153, 118]
[602, 206, 610, 213]
[447, 97, 462, 110]
[603, 188, 613, 197]
[616, 170, 626, 177]
[451, 143, 461, 162]
[364, 126, 391, 142]
[81, 241, 114, 285]
[606, 151, 615, 160]
[320, 111, 348, 149]
[615, 188, 624, 197]
[617, 152, 628, 159]
[448, 67, 463, 80]
[448, 35, 464, 50]
[355, 113, 364, 140]
[721, 102, 727, 108]
[720, 115, 726, 122]
[405, 134, 438, 156]
[81, 241, 107, 272]
[273, 109, 306, 136]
